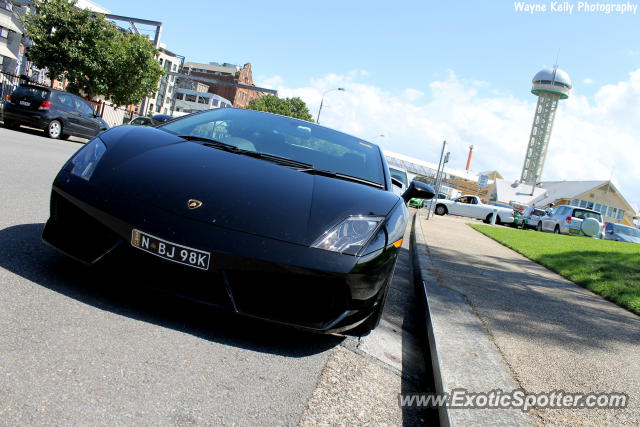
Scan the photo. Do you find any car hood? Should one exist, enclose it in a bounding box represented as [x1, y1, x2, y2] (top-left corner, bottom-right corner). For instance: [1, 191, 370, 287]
[616, 234, 640, 244]
[93, 127, 399, 246]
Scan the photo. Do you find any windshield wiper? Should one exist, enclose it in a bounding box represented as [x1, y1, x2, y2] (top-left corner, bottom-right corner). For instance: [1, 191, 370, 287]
[178, 135, 239, 152]
[179, 135, 313, 169]
[297, 168, 384, 189]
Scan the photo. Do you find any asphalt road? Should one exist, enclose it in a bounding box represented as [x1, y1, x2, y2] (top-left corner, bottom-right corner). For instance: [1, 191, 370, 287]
[0, 126, 434, 425]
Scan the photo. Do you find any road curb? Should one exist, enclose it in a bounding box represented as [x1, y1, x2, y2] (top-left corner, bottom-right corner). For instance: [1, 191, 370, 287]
[411, 211, 533, 426]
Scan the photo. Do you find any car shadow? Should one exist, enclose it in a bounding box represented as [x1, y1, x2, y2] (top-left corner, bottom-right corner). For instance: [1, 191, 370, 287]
[1, 122, 87, 144]
[0, 223, 343, 357]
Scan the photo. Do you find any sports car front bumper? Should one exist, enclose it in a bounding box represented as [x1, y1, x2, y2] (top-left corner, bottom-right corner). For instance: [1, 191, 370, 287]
[42, 187, 399, 333]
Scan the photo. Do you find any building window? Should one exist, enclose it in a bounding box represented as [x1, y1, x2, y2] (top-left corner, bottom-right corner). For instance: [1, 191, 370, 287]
[579, 200, 587, 208]
[571, 199, 579, 206]
[156, 104, 161, 113]
[618, 210, 625, 220]
[185, 94, 197, 103]
[172, 64, 177, 71]
[594, 203, 601, 213]
[175, 93, 184, 100]
[0, 27, 8, 38]
[0, 2, 12, 11]
[197, 96, 208, 104]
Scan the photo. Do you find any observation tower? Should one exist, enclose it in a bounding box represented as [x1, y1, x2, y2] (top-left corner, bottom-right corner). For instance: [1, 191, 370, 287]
[520, 67, 572, 185]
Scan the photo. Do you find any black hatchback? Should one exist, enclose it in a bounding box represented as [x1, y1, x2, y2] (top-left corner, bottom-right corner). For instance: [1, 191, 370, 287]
[3, 85, 109, 139]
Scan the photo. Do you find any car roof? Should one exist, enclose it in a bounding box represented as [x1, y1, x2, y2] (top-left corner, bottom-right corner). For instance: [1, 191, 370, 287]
[559, 205, 600, 214]
[608, 222, 635, 229]
[18, 84, 67, 95]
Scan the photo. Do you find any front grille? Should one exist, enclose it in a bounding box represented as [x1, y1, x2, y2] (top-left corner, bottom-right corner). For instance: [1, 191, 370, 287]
[117, 247, 233, 309]
[226, 271, 349, 329]
[45, 192, 121, 264]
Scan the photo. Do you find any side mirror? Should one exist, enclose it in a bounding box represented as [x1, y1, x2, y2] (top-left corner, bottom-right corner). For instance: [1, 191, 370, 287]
[401, 180, 435, 203]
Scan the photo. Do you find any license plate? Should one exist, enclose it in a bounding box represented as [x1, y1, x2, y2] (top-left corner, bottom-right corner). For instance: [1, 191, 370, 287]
[569, 228, 581, 234]
[131, 229, 210, 270]
[19, 100, 31, 107]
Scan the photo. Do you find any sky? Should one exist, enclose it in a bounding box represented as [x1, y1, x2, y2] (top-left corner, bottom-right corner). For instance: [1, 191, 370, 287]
[96, 0, 640, 210]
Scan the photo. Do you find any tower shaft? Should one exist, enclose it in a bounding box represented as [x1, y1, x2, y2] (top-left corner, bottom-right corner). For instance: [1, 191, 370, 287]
[520, 92, 561, 185]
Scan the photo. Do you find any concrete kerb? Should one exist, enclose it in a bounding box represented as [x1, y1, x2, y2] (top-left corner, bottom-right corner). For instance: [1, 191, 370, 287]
[411, 211, 534, 426]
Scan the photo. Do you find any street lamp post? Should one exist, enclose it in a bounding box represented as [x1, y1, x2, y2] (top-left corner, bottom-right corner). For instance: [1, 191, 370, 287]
[316, 87, 345, 124]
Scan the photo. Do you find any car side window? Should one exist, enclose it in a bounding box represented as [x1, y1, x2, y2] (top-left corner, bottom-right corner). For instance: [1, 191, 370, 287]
[74, 98, 95, 116]
[58, 94, 71, 109]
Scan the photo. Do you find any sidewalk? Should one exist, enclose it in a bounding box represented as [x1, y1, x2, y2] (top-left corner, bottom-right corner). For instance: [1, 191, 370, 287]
[415, 213, 640, 426]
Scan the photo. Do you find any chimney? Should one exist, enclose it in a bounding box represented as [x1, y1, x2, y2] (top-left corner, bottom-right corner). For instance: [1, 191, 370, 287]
[465, 145, 474, 171]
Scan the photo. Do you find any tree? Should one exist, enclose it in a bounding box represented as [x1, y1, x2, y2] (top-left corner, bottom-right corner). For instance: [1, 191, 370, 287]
[247, 95, 314, 122]
[22, 0, 164, 105]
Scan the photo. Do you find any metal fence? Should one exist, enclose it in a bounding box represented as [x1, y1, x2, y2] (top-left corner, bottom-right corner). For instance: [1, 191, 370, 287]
[0, 72, 22, 118]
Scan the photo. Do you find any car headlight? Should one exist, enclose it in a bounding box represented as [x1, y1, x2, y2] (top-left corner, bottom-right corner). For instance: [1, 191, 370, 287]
[70, 137, 106, 181]
[312, 215, 385, 255]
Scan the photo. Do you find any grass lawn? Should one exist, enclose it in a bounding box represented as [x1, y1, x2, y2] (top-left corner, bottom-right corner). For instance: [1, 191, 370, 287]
[469, 224, 640, 316]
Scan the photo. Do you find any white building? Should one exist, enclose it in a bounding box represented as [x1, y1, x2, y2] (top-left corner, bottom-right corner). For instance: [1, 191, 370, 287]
[144, 47, 180, 115]
[0, 1, 25, 74]
[74, 0, 110, 14]
[174, 82, 232, 114]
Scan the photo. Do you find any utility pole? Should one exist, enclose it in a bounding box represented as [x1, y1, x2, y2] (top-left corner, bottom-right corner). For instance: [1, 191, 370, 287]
[426, 141, 447, 220]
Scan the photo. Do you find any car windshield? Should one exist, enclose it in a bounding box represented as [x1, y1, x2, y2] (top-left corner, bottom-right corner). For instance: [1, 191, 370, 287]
[614, 225, 640, 237]
[572, 209, 602, 221]
[158, 109, 385, 186]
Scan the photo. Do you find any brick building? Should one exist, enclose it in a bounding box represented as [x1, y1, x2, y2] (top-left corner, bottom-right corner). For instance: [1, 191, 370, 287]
[181, 61, 262, 108]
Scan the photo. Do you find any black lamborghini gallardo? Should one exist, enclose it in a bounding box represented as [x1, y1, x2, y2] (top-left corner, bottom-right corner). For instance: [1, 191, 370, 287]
[42, 108, 434, 334]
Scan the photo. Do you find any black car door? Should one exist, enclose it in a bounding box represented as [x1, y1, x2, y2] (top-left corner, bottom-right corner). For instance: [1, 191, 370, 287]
[72, 97, 101, 138]
[52, 92, 80, 135]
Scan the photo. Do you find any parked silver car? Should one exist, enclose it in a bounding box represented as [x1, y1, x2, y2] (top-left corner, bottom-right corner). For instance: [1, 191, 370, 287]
[538, 205, 604, 238]
[604, 222, 640, 244]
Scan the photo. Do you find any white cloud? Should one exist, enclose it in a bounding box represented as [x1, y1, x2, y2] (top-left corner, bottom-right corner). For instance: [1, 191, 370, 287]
[402, 88, 425, 101]
[255, 70, 640, 211]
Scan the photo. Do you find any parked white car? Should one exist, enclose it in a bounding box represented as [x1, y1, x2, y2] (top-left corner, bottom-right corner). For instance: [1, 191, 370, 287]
[433, 195, 514, 224]
[538, 205, 604, 238]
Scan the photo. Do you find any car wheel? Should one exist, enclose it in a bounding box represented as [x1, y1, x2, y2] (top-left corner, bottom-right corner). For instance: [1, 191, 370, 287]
[536, 222, 542, 232]
[46, 120, 62, 139]
[554, 226, 560, 234]
[351, 305, 382, 337]
[484, 213, 493, 224]
[350, 290, 388, 337]
[435, 205, 447, 216]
